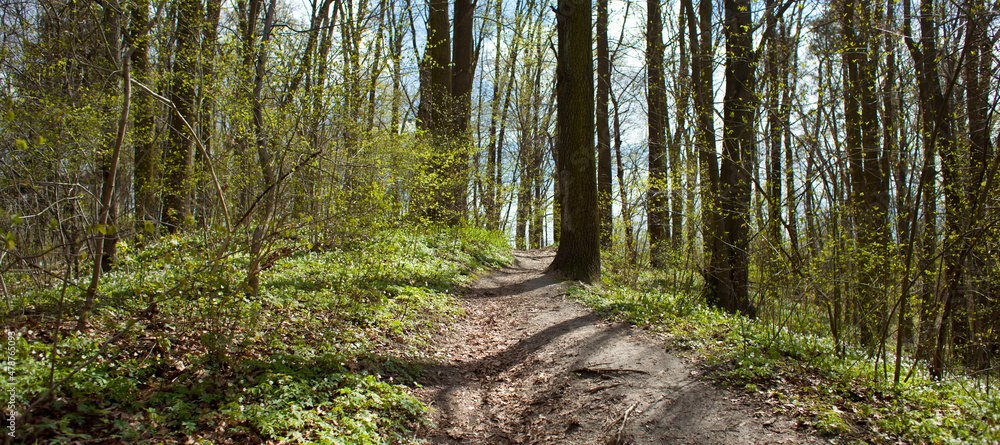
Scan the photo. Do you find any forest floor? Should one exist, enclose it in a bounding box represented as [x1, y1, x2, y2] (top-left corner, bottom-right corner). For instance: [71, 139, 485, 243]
[412, 249, 829, 445]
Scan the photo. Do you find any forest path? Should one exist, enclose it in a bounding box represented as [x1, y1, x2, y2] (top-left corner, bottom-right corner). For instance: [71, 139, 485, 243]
[412, 250, 827, 444]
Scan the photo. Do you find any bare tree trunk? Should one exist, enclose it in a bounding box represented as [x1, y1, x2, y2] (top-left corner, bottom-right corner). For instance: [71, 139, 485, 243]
[669, 3, 688, 248]
[97, 1, 123, 272]
[389, 0, 404, 133]
[611, 89, 635, 264]
[130, 0, 157, 227]
[80, 46, 131, 330]
[710, 0, 756, 316]
[961, 0, 993, 369]
[765, 7, 782, 265]
[451, 0, 475, 222]
[419, 0, 456, 223]
[486, 0, 529, 230]
[646, 0, 668, 267]
[904, 0, 959, 377]
[531, 153, 544, 248]
[690, 0, 721, 294]
[549, 0, 599, 283]
[881, 0, 912, 345]
[596, 0, 614, 249]
[843, 0, 889, 347]
[782, 22, 800, 267]
[516, 163, 530, 249]
[365, 2, 387, 131]
[197, 0, 223, 220]
[162, 0, 203, 231]
[597, 0, 613, 250]
[246, 0, 279, 297]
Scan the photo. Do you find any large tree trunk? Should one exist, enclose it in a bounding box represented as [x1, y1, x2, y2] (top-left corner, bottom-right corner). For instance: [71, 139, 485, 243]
[451, 0, 475, 222]
[418, 0, 455, 223]
[710, 0, 756, 316]
[452, 0, 474, 135]
[646, 0, 668, 267]
[548, 0, 599, 283]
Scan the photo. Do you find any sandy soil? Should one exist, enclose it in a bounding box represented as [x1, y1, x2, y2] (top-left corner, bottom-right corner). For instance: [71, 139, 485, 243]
[412, 249, 828, 445]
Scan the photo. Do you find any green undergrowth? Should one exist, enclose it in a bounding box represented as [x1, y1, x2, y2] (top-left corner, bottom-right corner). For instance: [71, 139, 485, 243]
[9, 225, 511, 444]
[571, 272, 1000, 444]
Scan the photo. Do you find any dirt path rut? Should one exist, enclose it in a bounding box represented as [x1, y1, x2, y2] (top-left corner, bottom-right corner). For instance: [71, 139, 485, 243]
[413, 250, 826, 444]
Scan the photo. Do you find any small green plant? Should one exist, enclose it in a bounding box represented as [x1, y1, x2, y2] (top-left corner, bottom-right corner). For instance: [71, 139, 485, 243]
[570, 271, 1000, 444]
[14, 225, 511, 443]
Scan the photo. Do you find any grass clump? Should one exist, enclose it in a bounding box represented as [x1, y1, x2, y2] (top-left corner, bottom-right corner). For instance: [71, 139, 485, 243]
[7, 225, 510, 444]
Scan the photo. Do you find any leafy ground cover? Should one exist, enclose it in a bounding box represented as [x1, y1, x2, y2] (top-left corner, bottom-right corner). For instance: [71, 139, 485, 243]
[7, 226, 511, 444]
[570, 268, 1000, 445]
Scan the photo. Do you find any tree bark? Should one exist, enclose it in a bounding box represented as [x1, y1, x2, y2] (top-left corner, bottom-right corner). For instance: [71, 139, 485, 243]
[80, 44, 131, 330]
[691, 0, 721, 294]
[843, 0, 890, 347]
[419, 0, 456, 223]
[197, 0, 223, 218]
[710, 0, 756, 316]
[961, 0, 993, 369]
[669, 3, 688, 248]
[646, 0, 668, 267]
[611, 88, 636, 264]
[162, 0, 203, 231]
[97, 0, 122, 272]
[782, 22, 800, 267]
[130, 0, 157, 226]
[765, 5, 782, 264]
[389, 0, 405, 133]
[904, 0, 960, 376]
[548, 0, 599, 283]
[246, 0, 279, 297]
[486, 0, 530, 230]
[451, 0, 475, 221]
[597, 0, 613, 250]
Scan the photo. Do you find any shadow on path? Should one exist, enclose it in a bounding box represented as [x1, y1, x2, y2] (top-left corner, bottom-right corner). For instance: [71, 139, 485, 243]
[412, 250, 827, 445]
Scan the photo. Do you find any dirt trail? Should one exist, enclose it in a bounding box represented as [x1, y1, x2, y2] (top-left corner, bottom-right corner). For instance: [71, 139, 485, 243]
[413, 250, 826, 444]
